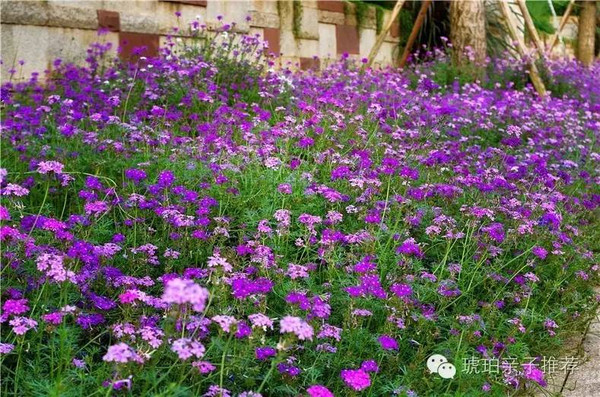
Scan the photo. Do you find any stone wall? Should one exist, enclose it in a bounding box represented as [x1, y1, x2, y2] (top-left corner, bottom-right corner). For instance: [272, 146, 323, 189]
[0, 0, 402, 82]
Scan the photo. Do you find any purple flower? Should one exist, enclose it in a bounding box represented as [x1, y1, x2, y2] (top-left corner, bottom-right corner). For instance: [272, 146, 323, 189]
[532, 246, 548, 259]
[377, 335, 399, 351]
[522, 363, 546, 387]
[278, 362, 301, 376]
[1, 298, 29, 319]
[396, 238, 423, 257]
[255, 347, 277, 361]
[0, 343, 15, 354]
[192, 360, 216, 374]
[390, 283, 412, 298]
[124, 168, 147, 184]
[76, 313, 105, 329]
[307, 385, 334, 397]
[361, 360, 379, 373]
[278, 183, 292, 194]
[483, 223, 505, 243]
[340, 368, 371, 391]
[42, 312, 65, 325]
[231, 277, 273, 299]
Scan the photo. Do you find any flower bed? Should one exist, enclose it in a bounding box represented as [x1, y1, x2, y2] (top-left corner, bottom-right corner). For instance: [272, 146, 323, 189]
[1, 21, 599, 396]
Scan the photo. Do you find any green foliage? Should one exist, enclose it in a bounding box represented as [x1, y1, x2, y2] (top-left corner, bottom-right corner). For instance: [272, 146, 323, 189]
[293, 0, 303, 38]
[526, 0, 556, 34]
[354, 1, 369, 31]
[177, 24, 270, 105]
[376, 7, 384, 35]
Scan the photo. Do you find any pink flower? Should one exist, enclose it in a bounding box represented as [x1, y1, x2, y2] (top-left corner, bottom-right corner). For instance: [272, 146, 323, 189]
[280, 316, 314, 340]
[42, 312, 65, 325]
[307, 384, 334, 397]
[340, 368, 371, 391]
[36, 253, 76, 283]
[207, 251, 233, 272]
[171, 338, 206, 360]
[0, 184, 29, 197]
[248, 313, 274, 330]
[37, 161, 64, 174]
[0, 343, 15, 354]
[9, 316, 37, 335]
[192, 360, 216, 373]
[162, 277, 209, 312]
[212, 315, 238, 333]
[103, 342, 143, 363]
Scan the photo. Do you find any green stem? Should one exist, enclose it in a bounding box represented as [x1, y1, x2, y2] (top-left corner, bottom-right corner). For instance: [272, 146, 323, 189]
[219, 333, 234, 392]
[257, 358, 278, 394]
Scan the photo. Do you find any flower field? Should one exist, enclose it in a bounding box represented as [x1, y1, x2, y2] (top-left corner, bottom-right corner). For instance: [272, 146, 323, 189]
[1, 25, 599, 397]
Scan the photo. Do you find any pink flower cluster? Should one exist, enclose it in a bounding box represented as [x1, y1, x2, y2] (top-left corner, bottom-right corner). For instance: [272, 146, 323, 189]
[36, 253, 75, 283]
[161, 277, 209, 312]
[279, 316, 314, 340]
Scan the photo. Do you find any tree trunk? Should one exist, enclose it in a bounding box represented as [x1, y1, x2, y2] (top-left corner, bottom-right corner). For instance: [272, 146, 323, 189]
[577, 0, 597, 66]
[450, 0, 487, 65]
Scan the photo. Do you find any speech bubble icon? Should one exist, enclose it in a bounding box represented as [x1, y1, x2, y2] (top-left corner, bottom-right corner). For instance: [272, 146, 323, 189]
[437, 363, 457, 379]
[427, 354, 448, 373]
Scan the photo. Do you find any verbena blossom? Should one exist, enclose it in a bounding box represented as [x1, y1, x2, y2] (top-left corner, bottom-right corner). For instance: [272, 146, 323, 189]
[102, 342, 143, 363]
[255, 346, 277, 361]
[280, 316, 314, 340]
[124, 168, 147, 183]
[522, 363, 546, 387]
[9, 316, 37, 335]
[0, 343, 15, 354]
[532, 246, 548, 259]
[161, 277, 209, 312]
[361, 360, 379, 373]
[378, 335, 399, 351]
[1, 298, 29, 320]
[192, 360, 216, 374]
[248, 313, 273, 330]
[171, 338, 206, 360]
[36, 253, 76, 283]
[307, 385, 334, 397]
[212, 315, 238, 332]
[390, 283, 413, 298]
[0, 183, 29, 197]
[37, 161, 64, 174]
[396, 238, 423, 257]
[238, 392, 262, 397]
[340, 368, 371, 391]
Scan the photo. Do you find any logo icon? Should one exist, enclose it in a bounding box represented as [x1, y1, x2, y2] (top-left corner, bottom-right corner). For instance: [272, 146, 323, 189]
[427, 354, 456, 379]
[437, 362, 456, 379]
